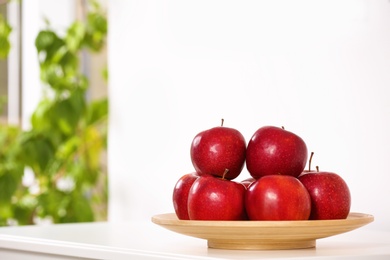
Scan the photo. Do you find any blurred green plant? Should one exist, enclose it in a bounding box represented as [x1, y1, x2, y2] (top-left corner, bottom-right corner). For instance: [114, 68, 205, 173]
[0, 11, 12, 59]
[0, 0, 108, 226]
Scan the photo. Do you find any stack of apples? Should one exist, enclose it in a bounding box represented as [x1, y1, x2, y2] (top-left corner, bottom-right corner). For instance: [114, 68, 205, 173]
[173, 120, 351, 221]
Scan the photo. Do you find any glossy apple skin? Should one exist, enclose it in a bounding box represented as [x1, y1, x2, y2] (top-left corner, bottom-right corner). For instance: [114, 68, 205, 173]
[172, 172, 199, 220]
[245, 175, 311, 220]
[190, 126, 246, 180]
[188, 175, 247, 220]
[298, 172, 351, 220]
[246, 126, 308, 178]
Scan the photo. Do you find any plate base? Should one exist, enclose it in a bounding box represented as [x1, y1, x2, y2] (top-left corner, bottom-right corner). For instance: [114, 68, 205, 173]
[208, 239, 316, 250]
[152, 212, 374, 250]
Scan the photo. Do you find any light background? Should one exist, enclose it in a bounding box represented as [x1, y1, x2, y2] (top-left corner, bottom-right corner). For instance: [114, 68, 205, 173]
[107, 0, 390, 231]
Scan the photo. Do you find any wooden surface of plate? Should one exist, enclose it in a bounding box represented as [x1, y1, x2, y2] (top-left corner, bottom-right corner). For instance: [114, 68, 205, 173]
[151, 212, 374, 250]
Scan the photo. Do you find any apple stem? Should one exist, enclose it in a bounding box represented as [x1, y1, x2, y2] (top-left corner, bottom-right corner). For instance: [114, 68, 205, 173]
[281, 126, 285, 130]
[222, 169, 229, 180]
[316, 166, 319, 172]
[308, 152, 314, 171]
[221, 118, 224, 127]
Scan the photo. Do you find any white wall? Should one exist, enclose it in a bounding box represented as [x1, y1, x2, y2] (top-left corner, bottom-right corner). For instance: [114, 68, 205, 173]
[108, 0, 390, 231]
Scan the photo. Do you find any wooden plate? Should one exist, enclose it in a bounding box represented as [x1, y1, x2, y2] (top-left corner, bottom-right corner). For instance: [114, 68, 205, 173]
[151, 212, 374, 250]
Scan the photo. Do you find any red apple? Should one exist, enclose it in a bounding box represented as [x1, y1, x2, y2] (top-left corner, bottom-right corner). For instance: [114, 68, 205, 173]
[172, 172, 199, 220]
[190, 119, 246, 180]
[245, 175, 311, 220]
[246, 126, 308, 178]
[298, 170, 351, 220]
[187, 173, 247, 220]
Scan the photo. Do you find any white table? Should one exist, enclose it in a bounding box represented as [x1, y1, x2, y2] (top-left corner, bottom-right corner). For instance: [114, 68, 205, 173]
[0, 219, 389, 260]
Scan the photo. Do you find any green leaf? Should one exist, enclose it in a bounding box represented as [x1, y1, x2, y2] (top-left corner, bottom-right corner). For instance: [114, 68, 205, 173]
[64, 191, 94, 223]
[101, 66, 108, 82]
[37, 189, 67, 222]
[18, 131, 55, 174]
[66, 21, 86, 53]
[84, 11, 107, 52]
[86, 98, 108, 125]
[86, 127, 105, 169]
[31, 98, 52, 130]
[40, 63, 82, 91]
[0, 172, 19, 203]
[35, 30, 59, 53]
[56, 136, 81, 160]
[0, 14, 12, 59]
[32, 90, 87, 137]
[0, 203, 13, 223]
[48, 90, 86, 135]
[0, 95, 7, 115]
[11, 194, 39, 225]
[88, 12, 107, 34]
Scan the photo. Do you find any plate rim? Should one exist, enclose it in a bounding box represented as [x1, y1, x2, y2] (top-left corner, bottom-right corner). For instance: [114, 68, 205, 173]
[152, 212, 374, 228]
